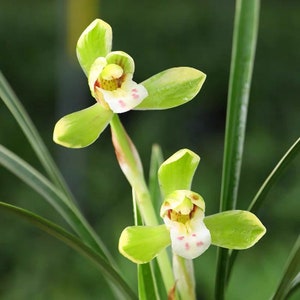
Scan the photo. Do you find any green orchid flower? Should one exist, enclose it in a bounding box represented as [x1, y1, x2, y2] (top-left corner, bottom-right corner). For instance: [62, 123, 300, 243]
[53, 19, 206, 148]
[119, 149, 266, 263]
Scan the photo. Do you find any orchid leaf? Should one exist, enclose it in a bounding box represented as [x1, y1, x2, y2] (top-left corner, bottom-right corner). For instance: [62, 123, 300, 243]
[272, 236, 300, 300]
[158, 149, 200, 198]
[135, 67, 206, 110]
[119, 225, 171, 264]
[0, 72, 73, 199]
[0, 145, 110, 258]
[149, 144, 164, 213]
[76, 19, 112, 76]
[0, 201, 137, 300]
[53, 103, 113, 148]
[204, 210, 266, 249]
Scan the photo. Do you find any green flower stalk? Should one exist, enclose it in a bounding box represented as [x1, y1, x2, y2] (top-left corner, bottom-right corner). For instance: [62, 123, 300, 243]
[53, 19, 206, 148]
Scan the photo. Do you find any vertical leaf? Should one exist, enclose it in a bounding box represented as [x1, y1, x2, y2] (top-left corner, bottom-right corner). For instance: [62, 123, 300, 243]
[149, 144, 164, 213]
[216, 1, 260, 299]
[271, 236, 300, 300]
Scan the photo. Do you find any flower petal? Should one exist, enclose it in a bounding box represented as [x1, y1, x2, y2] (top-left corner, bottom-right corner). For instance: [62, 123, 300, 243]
[204, 210, 266, 249]
[158, 149, 200, 198]
[97, 76, 148, 113]
[106, 51, 135, 74]
[135, 67, 206, 110]
[53, 103, 113, 148]
[119, 225, 171, 264]
[76, 19, 112, 76]
[88, 57, 107, 95]
[169, 217, 211, 259]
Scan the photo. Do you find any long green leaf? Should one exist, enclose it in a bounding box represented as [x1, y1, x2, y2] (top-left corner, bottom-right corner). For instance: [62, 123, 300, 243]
[0, 201, 137, 300]
[271, 236, 300, 300]
[227, 137, 300, 279]
[0, 71, 73, 200]
[0, 145, 112, 262]
[216, 1, 260, 299]
[149, 144, 164, 214]
[248, 137, 300, 213]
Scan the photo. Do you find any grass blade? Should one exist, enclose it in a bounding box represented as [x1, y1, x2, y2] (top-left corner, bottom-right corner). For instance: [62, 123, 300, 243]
[0, 71, 73, 200]
[0, 201, 137, 300]
[271, 236, 300, 300]
[0, 145, 112, 262]
[216, 0, 260, 299]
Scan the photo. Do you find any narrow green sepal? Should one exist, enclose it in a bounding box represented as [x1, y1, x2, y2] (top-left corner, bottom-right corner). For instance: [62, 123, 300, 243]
[158, 149, 200, 198]
[135, 67, 206, 110]
[204, 210, 266, 249]
[76, 19, 113, 76]
[119, 225, 171, 264]
[53, 103, 113, 148]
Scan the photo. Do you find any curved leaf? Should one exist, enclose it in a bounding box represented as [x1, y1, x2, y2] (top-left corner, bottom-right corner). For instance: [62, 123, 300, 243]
[272, 236, 300, 300]
[0, 201, 137, 300]
[249, 137, 300, 213]
[0, 72, 73, 199]
[135, 67, 206, 110]
[0, 145, 110, 259]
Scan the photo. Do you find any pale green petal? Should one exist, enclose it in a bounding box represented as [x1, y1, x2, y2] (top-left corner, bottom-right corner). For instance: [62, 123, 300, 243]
[204, 210, 266, 249]
[119, 225, 171, 264]
[158, 149, 200, 198]
[88, 57, 107, 94]
[106, 51, 135, 74]
[135, 67, 206, 110]
[53, 103, 113, 148]
[76, 19, 112, 76]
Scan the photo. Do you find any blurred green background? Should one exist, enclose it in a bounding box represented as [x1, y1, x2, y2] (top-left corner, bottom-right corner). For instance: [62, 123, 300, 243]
[0, 0, 299, 299]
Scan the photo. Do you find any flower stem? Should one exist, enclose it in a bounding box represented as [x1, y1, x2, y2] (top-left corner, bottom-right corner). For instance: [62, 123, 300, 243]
[110, 114, 158, 225]
[173, 254, 196, 300]
[110, 114, 174, 293]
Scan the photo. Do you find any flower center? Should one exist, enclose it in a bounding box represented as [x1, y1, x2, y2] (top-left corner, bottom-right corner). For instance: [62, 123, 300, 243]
[99, 64, 124, 91]
[169, 210, 190, 224]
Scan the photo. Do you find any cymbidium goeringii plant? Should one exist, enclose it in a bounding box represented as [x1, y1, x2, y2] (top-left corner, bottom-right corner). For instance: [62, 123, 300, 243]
[119, 149, 266, 263]
[53, 19, 206, 148]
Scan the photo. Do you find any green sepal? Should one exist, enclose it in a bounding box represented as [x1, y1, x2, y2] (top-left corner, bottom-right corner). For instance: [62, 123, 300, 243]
[53, 103, 113, 148]
[76, 19, 112, 76]
[135, 67, 206, 110]
[119, 225, 171, 264]
[158, 149, 200, 198]
[204, 210, 266, 249]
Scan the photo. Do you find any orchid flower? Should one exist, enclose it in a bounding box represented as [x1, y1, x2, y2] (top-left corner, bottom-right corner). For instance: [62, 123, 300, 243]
[53, 19, 206, 148]
[119, 149, 266, 263]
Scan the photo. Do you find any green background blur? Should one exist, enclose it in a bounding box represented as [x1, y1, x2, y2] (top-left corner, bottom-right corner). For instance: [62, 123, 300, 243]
[0, 1, 299, 299]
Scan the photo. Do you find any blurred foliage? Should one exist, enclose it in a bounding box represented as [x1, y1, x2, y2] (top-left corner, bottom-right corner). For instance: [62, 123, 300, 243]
[0, 0, 299, 299]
